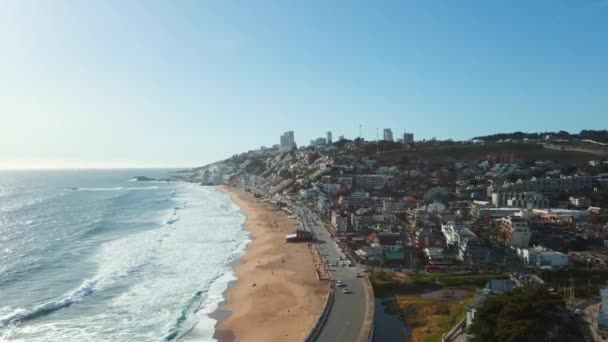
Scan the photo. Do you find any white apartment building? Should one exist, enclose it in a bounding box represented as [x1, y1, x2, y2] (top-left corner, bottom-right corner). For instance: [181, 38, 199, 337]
[354, 174, 394, 190]
[280, 131, 296, 151]
[499, 217, 531, 248]
[331, 210, 348, 232]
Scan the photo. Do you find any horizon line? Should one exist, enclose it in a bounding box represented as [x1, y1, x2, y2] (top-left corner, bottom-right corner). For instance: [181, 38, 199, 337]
[0, 166, 195, 171]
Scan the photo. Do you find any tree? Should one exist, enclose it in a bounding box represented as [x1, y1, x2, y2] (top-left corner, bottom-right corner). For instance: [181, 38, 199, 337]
[470, 287, 575, 342]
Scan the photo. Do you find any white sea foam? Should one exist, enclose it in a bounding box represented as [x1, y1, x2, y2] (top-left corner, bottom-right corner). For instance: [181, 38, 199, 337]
[76, 187, 124, 191]
[126, 186, 160, 190]
[0, 184, 247, 342]
[75, 186, 160, 192]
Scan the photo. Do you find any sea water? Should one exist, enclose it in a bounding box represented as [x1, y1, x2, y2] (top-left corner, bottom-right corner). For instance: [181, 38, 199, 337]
[0, 170, 248, 341]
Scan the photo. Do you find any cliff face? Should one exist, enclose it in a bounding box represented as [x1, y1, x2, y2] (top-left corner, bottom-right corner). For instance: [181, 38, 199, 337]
[187, 148, 330, 196]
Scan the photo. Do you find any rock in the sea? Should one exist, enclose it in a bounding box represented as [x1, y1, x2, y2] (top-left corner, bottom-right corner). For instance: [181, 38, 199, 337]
[133, 176, 157, 181]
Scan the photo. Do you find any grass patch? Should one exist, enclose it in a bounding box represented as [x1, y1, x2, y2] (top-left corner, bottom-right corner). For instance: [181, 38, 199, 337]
[371, 271, 505, 341]
[373, 142, 593, 164]
[370, 271, 507, 296]
[390, 291, 474, 342]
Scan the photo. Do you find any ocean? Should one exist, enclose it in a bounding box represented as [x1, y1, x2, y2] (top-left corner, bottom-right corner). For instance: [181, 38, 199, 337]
[0, 170, 249, 342]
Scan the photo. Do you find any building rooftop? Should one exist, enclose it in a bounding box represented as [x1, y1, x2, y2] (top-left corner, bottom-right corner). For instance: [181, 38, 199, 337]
[486, 279, 517, 294]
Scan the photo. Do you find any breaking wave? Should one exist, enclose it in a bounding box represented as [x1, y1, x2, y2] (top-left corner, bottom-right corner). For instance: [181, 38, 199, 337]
[0, 279, 99, 327]
[0, 203, 183, 328]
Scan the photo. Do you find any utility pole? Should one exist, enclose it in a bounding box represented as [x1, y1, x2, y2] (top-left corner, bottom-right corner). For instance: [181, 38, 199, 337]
[570, 274, 575, 300]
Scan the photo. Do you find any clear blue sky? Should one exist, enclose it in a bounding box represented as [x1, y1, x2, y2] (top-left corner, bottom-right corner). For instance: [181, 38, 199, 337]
[1, 1, 607, 169]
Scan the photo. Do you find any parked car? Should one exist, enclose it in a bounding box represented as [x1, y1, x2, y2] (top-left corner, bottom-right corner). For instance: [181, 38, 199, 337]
[355, 272, 363, 278]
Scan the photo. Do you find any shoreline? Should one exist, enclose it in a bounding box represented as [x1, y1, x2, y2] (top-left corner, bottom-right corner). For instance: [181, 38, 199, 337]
[213, 185, 327, 342]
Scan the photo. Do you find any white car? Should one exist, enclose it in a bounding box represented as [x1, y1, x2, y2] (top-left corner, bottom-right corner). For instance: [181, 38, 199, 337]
[342, 288, 351, 294]
[336, 280, 345, 287]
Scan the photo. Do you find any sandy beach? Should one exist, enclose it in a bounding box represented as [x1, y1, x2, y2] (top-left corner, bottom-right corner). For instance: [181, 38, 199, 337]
[214, 186, 327, 342]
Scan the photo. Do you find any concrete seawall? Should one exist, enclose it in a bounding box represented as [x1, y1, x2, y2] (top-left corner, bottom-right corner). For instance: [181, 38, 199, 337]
[305, 280, 336, 342]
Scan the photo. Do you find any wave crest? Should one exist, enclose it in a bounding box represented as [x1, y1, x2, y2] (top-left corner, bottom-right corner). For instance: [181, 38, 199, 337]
[0, 278, 99, 327]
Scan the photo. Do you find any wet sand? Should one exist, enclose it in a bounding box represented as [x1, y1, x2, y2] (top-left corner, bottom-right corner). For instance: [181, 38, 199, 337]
[214, 186, 327, 342]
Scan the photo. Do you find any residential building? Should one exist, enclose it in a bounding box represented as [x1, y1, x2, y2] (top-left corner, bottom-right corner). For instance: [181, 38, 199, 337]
[403, 132, 414, 143]
[383, 128, 393, 142]
[532, 208, 590, 223]
[355, 246, 382, 261]
[488, 175, 593, 196]
[320, 183, 341, 194]
[310, 137, 327, 146]
[317, 195, 331, 212]
[351, 211, 385, 230]
[415, 228, 447, 251]
[378, 166, 399, 175]
[473, 207, 522, 220]
[569, 196, 590, 208]
[338, 192, 370, 210]
[516, 246, 568, 269]
[499, 217, 532, 248]
[354, 174, 394, 190]
[442, 222, 476, 250]
[331, 210, 349, 232]
[337, 176, 353, 189]
[280, 131, 296, 151]
[424, 247, 445, 261]
[491, 191, 549, 208]
[507, 192, 549, 209]
[383, 199, 408, 213]
[298, 188, 318, 199]
[377, 232, 405, 261]
[459, 237, 492, 265]
[327, 131, 332, 144]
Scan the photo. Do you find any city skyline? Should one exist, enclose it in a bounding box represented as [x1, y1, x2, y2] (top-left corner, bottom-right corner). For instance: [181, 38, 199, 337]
[1, 1, 607, 169]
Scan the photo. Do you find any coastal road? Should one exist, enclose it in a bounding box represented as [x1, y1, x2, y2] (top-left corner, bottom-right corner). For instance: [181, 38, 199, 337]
[295, 207, 370, 342]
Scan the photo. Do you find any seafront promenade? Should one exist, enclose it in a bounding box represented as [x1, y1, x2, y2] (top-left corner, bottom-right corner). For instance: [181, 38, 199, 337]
[294, 206, 375, 342]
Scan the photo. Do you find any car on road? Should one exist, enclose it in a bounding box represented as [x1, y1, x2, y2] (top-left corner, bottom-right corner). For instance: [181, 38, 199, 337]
[355, 272, 363, 278]
[342, 288, 351, 294]
[362, 267, 371, 272]
[336, 280, 345, 287]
